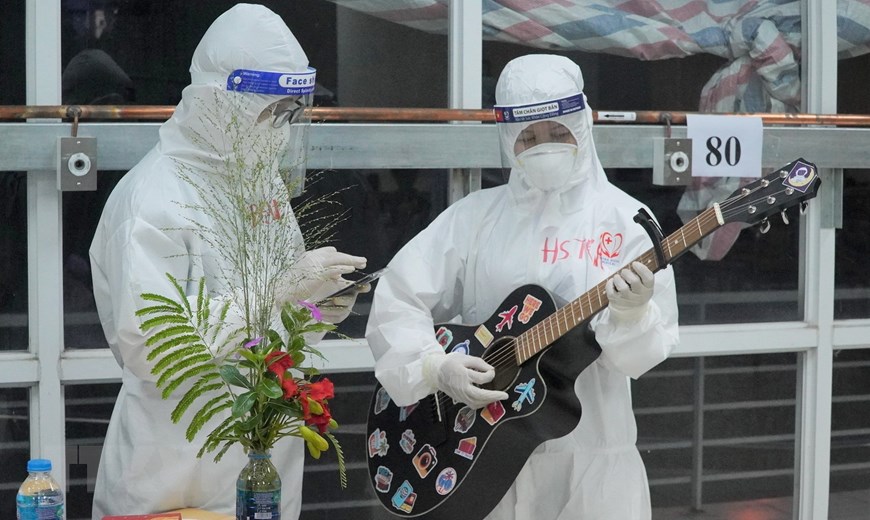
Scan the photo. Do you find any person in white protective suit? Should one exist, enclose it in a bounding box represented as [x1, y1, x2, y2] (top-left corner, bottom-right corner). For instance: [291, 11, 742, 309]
[89, 4, 366, 519]
[365, 54, 679, 519]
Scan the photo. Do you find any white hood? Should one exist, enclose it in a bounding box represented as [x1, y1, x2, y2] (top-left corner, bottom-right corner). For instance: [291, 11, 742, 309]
[495, 54, 607, 209]
[157, 3, 310, 172]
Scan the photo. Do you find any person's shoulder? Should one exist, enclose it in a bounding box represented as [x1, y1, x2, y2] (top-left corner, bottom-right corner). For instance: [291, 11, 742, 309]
[451, 184, 507, 211]
[100, 152, 186, 230]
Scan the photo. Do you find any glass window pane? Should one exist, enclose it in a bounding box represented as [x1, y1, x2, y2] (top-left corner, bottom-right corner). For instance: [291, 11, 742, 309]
[0, 0, 25, 105]
[65, 383, 119, 520]
[1, 387, 31, 520]
[62, 173, 125, 350]
[0, 0, 27, 350]
[836, 53, 870, 320]
[303, 169, 448, 339]
[59, 1, 442, 109]
[829, 349, 870, 519]
[642, 354, 797, 518]
[0, 171, 28, 351]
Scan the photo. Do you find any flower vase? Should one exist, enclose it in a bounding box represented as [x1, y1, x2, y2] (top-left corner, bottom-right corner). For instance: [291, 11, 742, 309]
[236, 450, 281, 520]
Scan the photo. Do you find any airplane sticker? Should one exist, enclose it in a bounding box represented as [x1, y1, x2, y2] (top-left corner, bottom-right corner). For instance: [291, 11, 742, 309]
[495, 305, 518, 332]
[512, 378, 537, 412]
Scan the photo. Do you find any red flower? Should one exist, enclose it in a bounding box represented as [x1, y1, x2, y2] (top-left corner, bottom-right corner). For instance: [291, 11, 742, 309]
[307, 378, 334, 401]
[265, 352, 298, 398]
[281, 377, 299, 399]
[265, 352, 293, 379]
[299, 378, 335, 433]
[305, 400, 333, 434]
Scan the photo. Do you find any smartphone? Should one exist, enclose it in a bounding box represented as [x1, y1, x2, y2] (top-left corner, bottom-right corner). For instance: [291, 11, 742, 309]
[317, 267, 389, 303]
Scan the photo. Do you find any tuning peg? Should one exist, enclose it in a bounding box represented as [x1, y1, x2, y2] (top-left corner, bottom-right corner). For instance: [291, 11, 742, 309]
[759, 218, 771, 234]
[800, 201, 809, 215]
[781, 210, 790, 225]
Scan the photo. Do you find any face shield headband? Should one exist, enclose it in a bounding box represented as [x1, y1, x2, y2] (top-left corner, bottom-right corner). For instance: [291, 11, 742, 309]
[493, 94, 587, 187]
[223, 68, 317, 197]
[493, 93, 585, 124]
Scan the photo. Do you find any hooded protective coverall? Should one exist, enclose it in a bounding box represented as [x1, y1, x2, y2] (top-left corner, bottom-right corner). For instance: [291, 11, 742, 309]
[89, 5, 323, 518]
[365, 54, 679, 519]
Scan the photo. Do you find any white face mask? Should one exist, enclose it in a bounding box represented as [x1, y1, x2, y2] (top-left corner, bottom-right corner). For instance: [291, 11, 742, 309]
[516, 142, 578, 191]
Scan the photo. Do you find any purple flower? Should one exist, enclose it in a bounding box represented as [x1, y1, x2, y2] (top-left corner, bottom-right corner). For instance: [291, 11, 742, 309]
[297, 300, 323, 322]
[244, 337, 263, 349]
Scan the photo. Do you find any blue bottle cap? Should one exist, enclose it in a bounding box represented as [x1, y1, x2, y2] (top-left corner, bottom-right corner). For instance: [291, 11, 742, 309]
[27, 459, 51, 472]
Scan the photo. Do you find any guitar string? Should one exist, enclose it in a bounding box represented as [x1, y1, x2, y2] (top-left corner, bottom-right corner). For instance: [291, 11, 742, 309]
[476, 184, 800, 374]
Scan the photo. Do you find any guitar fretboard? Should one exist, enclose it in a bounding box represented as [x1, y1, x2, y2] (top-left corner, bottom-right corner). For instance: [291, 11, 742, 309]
[514, 205, 723, 364]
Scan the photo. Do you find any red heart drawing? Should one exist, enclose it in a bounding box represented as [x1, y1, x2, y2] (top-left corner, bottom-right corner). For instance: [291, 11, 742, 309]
[598, 232, 623, 258]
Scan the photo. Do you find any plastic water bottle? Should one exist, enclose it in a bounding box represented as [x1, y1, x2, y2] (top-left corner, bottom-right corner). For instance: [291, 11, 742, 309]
[16, 459, 65, 520]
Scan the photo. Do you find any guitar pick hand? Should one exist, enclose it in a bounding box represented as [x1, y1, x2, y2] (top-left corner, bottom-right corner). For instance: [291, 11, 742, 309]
[605, 261, 654, 323]
[423, 352, 509, 409]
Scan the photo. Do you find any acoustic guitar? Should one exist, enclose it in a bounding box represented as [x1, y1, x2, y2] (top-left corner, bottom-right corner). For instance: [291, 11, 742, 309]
[366, 158, 821, 519]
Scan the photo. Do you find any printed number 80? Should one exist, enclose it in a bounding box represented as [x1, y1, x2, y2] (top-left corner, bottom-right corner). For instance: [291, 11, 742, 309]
[705, 136, 741, 167]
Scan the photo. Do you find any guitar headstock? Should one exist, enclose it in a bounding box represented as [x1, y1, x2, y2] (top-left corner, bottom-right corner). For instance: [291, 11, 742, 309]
[720, 158, 821, 228]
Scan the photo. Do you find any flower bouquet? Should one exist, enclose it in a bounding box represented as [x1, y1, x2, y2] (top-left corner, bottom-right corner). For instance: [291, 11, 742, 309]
[132, 92, 348, 517]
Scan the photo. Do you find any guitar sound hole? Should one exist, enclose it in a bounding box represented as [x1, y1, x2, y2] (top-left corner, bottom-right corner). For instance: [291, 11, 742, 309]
[480, 337, 521, 392]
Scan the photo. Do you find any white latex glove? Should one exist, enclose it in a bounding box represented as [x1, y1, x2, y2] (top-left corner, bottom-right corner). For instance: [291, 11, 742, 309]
[605, 261, 655, 323]
[423, 352, 509, 410]
[275, 247, 367, 307]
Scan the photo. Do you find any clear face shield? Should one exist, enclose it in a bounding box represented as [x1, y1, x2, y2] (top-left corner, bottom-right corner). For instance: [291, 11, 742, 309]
[228, 67, 316, 197]
[494, 94, 586, 191]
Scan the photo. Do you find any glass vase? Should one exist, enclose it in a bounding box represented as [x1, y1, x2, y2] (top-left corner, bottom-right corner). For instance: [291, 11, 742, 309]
[236, 450, 281, 520]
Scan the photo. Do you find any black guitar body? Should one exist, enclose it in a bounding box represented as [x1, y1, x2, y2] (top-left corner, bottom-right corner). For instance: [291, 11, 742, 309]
[366, 285, 601, 519]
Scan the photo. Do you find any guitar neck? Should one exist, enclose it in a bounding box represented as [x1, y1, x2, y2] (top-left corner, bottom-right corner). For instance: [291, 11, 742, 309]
[515, 205, 724, 364]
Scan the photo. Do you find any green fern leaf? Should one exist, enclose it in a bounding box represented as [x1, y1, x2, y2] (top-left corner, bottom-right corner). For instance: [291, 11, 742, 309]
[146, 334, 202, 359]
[140, 314, 190, 331]
[166, 273, 194, 318]
[212, 441, 234, 463]
[187, 399, 233, 442]
[146, 336, 202, 362]
[326, 432, 348, 489]
[151, 344, 209, 376]
[145, 325, 196, 347]
[171, 380, 224, 423]
[161, 362, 220, 399]
[139, 293, 185, 312]
[155, 353, 213, 388]
[136, 304, 186, 317]
[196, 277, 206, 329]
[198, 414, 236, 457]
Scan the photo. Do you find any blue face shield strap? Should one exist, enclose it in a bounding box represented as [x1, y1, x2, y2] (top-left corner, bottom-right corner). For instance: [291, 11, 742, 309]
[494, 93, 585, 124]
[227, 67, 317, 96]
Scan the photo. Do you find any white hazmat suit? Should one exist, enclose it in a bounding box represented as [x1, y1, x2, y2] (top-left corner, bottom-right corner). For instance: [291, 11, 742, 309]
[365, 54, 679, 519]
[88, 5, 363, 519]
